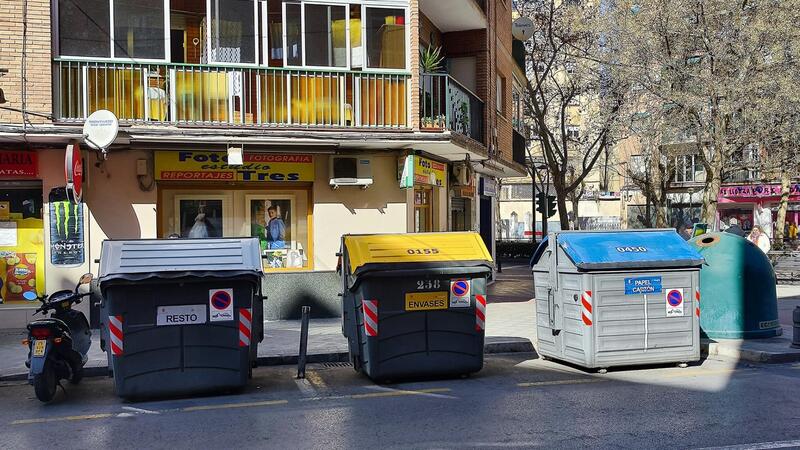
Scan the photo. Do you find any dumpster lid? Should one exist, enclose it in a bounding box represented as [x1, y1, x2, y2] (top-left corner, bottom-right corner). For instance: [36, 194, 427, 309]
[556, 230, 704, 270]
[98, 238, 263, 283]
[343, 232, 493, 274]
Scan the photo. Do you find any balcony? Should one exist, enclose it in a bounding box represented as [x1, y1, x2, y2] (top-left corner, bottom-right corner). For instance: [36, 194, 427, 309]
[420, 0, 487, 32]
[726, 169, 762, 184]
[54, 60, 410, 129]
[419, 73, 484, 144]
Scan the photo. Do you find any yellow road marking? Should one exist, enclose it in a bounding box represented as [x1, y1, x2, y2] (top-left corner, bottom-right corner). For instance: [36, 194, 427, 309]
[182, 399, 288, 412]
[306, 371, 329, 391]
[12, 413, 114, 425]
[349, 388, 451, 399]
[518, 379, 608, 388]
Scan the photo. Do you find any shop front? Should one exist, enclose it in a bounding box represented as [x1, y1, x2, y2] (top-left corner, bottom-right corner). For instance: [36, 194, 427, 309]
[0, 151, 46, 327]
[400, 154, 448, 233]
[718, 183, 800, 239]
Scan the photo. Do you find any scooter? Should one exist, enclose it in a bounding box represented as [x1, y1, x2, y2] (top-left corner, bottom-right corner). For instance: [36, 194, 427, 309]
[22, 273, 94, 402]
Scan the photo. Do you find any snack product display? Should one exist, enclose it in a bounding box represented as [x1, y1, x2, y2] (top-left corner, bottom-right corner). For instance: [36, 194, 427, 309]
[4, 253, 37, 301]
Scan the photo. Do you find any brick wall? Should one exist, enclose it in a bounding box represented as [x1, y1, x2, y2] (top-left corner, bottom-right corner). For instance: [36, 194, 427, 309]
[0, 0, 52, 125]
[409, 0, 420, 130]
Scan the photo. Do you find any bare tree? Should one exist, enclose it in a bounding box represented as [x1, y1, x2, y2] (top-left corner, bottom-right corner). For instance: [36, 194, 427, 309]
[516, 0, 629, 230]
[611, 0, 800, 226]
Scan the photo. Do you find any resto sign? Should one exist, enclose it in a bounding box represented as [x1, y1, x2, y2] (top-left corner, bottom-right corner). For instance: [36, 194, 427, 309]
[0, 151, 38, 178]
[154, 151, 315, 182]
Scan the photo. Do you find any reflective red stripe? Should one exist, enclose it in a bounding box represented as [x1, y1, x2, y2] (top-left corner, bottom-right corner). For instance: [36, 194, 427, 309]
[239, 308, 252, 347]
[475, 294, 487, 331]
[108, 315, 123, 356]
[695, 290, 701, 318]
[581, 291, 593, 326]
[363, 300, 378, 337]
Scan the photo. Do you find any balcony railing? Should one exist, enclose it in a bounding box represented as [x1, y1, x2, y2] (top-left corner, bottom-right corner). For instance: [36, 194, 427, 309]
[419, 73, 484, 144]
[55, 59, 410, 129]
[726, 169, 762, 183]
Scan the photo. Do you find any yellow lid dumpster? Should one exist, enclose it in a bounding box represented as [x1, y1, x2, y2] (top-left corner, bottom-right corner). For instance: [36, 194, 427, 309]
[339, 232, 493, 381]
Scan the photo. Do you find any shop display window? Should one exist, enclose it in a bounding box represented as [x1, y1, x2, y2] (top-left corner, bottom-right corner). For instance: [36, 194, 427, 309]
[0, 183, 45, 306]
[162, 188, 310, 270]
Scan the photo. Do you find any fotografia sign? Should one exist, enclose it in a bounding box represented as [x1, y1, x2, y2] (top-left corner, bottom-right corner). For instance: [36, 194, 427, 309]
[155, 151, 315, 182]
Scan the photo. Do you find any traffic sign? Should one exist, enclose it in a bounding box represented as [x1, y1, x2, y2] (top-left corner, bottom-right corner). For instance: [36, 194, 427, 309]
[665, 289, 684, 317]
[209, 288, 234, 322]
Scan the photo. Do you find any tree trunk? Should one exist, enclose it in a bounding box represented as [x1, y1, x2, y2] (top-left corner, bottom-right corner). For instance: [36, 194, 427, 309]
[701, 168, 721, 228]
[556, 191, 570, 230]
[571, 195, 580, 230]
[774, 168, 791, 249]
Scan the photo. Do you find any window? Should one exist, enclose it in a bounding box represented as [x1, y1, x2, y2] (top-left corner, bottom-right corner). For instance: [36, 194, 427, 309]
[0, 182, 45, 306]
[58, 0, 111, 57]
[567, 125, 580, 140]
[414, 187, 433, 232]
[113, 0, 166, 59]
[496, 75, 506, 114]
[162, 187, 311, 270]
[512, 82, 525, 132]
[285, 3, 303, 66]
[674, 154, 705, 183]
[304, 4, 347, 67]
[365, 8, 406, 69]
[208, 0, 257, 63]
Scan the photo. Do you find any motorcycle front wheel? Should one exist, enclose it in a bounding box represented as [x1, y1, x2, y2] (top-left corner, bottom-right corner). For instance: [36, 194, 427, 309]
[33, 363, 57, 402]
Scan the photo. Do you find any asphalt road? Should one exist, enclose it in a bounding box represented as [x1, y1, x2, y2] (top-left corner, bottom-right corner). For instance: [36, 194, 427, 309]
[1, 355, 799, 450]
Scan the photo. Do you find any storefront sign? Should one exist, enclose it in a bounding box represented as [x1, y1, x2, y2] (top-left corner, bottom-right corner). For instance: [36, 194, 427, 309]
[480, 178, 497, 197]
[64, 143, 83, 203]
[719, 184, 800, 199]
[0, 151, 38, 178]
[398, 155, 446, 188]
[155, 151, 314, 182]
[49, 201, 84, 265]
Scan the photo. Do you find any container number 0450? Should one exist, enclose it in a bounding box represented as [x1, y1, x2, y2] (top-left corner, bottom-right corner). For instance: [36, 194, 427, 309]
[416, 279, 441, 290]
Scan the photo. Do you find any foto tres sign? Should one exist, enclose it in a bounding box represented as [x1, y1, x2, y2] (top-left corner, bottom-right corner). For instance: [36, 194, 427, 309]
[154, 151, 314, 182]
[0, 151, 38, 178]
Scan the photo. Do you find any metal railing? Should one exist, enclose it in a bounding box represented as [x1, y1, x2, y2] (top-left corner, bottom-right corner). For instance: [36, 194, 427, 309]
[725, 169, 762, 183]
[55, 59, 410, 128]
[419, 73, 484, 144]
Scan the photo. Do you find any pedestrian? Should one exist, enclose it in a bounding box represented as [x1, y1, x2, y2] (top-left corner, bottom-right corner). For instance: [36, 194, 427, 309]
[788, 221, 798, 241]
[754, 203, 773, 239]
[680, 222, 694, 240]
[747, 225, 771, 254]
[724, 217, 746, 237]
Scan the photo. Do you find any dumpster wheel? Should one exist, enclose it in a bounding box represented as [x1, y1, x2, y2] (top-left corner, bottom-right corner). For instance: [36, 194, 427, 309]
[350, 352, 362, 373]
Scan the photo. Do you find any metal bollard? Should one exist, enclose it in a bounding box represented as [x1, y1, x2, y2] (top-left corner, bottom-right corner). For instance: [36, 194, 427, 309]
[297, 306, 311, 379]
[792, 306, 800, 349]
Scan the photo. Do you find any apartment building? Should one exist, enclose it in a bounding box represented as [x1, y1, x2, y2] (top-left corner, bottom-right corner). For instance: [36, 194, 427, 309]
[0, 0, 524, 328]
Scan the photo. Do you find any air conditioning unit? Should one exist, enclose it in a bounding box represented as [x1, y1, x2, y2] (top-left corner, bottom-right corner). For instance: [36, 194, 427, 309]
[329, 156, 373, 189]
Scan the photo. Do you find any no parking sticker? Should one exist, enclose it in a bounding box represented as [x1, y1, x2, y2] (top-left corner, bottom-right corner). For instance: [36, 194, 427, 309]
[209, 288, 234, 322]
[450, 279, 471, 308]
[665, 288, 684, 317]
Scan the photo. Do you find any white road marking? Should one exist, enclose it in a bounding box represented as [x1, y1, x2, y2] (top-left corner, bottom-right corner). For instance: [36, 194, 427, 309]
[121, 406, 159, 415]
[695, 439, 800, 450]
[363, 385, 457, 399]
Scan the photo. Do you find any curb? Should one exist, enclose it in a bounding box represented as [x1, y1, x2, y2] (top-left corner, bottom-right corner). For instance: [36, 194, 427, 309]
[701, 340, 800, 364]
[0, 339, 536, 382]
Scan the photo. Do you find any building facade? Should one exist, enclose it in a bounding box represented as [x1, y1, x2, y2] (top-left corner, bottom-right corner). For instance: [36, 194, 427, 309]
[0, 0, 524, 328]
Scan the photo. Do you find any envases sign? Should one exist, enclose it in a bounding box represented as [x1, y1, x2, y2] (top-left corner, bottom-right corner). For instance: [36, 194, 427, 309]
[154, 151, 314, 182]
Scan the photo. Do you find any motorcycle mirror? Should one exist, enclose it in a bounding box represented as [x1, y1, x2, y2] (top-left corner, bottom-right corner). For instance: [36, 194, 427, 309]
[79, 273, 94, 285]
[22, 291, 38, 301]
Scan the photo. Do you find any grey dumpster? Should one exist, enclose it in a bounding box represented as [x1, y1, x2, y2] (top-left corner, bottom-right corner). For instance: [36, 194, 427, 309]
[340, 232, 493, 381]
[98, 238, 264, 398]
[531, 230, 703, 370]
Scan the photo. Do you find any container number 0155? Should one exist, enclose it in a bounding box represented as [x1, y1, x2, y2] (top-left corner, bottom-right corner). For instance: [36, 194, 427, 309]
[407, 248, 440, 255]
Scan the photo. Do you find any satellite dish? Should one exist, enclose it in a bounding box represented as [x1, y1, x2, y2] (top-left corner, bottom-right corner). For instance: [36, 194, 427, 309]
[83, 109, 119, 152]
[512, 17, 535, 41]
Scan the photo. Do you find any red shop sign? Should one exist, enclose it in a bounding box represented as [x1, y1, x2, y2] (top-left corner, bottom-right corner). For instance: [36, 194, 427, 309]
[0, 151, 38, 178]
[65, 143, 83, 203]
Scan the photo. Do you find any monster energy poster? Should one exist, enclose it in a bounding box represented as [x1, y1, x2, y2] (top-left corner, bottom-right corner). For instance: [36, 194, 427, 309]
[49, 201, 84, 265]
